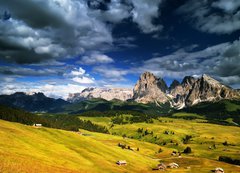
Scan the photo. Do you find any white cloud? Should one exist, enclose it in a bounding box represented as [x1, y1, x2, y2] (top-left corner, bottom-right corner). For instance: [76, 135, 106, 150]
[0, 82, 85, 99]
[39, 84, 85, 99]
[130, 0, 163, 33]
[70, 67, 86, 76]
[78, 53, 114, 65]
[0, 66, 96, 98]
[93, 66, 128, 81]
[212, 0, 240, 13]
[68, 67, 95, 84]
[72, 76, 95, 84]
[88, 0, 132, 23]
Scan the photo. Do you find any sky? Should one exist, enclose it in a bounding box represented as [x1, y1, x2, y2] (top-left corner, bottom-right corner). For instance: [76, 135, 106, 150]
[0, 0, 240, 99]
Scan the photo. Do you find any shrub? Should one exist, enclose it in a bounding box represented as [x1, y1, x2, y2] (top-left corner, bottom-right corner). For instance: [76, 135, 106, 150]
[137, 128, 143, 133]
[183, 146, 192, 154]
[158, 148, 163, 153]
[223, 141, 228, 146]
[183, 135, 192, 144]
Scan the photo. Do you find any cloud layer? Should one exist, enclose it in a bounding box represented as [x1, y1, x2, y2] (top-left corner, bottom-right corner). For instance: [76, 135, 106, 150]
[136, 38, 240, 87]
[178, 0, 240, 34]
[0, 0, 239, 98]
[0, 0, 165, 64]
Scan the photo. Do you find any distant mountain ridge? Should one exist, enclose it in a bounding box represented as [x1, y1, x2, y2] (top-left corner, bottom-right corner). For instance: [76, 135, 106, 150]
[67, 87, 133, 103]
[0, 92, 68, 112]
[133, 72, 240, 109]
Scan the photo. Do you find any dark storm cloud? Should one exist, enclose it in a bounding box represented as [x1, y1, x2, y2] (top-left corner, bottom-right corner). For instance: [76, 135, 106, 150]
[0, 0, 66, 28]
[178, 0, 240, 34]
[0, 49, 54, 64]
[0, 0, 165, 65]
[213, 39, 240, 80]
[0, 0, 113, 64]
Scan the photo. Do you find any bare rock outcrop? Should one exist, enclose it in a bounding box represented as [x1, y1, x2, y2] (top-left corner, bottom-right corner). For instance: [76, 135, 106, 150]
[133, 72, 169, 104]
[133, 72, 240, 108]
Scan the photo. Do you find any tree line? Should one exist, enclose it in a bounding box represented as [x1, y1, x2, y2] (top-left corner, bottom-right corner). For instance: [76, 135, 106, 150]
[0, 105, 109, 134]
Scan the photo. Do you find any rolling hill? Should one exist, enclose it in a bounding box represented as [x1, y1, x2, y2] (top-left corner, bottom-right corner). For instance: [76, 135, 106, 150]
[1, 119, 240, 173]
[0, 119, 158, 173]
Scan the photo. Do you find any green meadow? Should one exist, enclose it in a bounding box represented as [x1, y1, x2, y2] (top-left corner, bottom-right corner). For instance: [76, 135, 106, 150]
[80, 115, 240, 172]
[0, 112, 240, 172]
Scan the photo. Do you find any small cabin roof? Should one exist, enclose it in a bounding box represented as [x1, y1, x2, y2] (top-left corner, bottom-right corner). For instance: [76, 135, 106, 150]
[117, 160, 127, 163]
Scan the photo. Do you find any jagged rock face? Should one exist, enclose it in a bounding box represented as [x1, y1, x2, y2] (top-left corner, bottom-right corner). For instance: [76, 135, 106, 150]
[133, 72, 240, 108]
[68, 87, 133, 103]
[133, 72, 169, 104]
[169, 74, 240, 108]
[169, 80, 180, 91]
[184, 74, 240, 106]
[169, 76, 197, 108]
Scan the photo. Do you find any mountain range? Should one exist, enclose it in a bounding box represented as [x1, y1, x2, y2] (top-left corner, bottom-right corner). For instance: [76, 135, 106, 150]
[133, 72, 240, 109]
[69, 72, 240, 109]
[67, 87, 133, 102]
[0, 72, 239, 112]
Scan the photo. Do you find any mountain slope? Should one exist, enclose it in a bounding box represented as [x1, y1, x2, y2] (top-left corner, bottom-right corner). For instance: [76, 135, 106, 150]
[180, 99, 240, 124]
[64, 98, 171, 115]
[0, 119, 160, 173]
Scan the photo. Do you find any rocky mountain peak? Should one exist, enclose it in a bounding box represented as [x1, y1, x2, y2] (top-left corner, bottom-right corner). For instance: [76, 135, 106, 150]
[169, 80, 180, 91]
[139, 72, 158, 86]
[201, 74, 224, 87]
[137, 71, 168, 92]
[82, 87, 95, 93]
[181, 76, 196, 86]
[133, 72, 169, 103]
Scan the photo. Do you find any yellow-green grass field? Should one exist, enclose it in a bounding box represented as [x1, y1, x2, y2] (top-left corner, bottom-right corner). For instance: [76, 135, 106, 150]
[80, 116, 240, 172]
[0, 118, 240, 173]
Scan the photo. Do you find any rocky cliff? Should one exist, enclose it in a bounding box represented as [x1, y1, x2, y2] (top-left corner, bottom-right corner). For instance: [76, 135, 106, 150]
[133, 72, 169, 104]
[133, 72, 240, 108]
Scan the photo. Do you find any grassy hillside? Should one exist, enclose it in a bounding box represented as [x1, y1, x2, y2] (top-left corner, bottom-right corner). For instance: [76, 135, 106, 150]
[80, 116, 240, 170]
[0, 119, 240, 172]
[0, 120, 158, 173]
